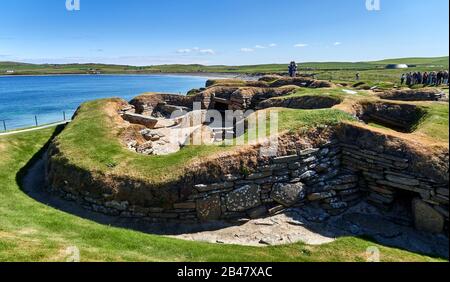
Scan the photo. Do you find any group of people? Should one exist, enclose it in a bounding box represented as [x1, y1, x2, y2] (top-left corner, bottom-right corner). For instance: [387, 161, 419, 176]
[401, 70, 449, 86]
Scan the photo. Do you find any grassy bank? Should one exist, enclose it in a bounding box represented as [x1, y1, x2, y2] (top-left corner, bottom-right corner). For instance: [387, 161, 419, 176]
[0, 127, 445, 262]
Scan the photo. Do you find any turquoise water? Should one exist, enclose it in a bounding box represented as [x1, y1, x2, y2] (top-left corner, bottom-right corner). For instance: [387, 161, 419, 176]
[0, 75, 208, 130]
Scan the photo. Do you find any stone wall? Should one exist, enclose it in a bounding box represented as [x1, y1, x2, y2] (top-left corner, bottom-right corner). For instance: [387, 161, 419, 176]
[46, 124, 449, 233]
[47, 138, 362, 222]
[337, 123, 449, 233]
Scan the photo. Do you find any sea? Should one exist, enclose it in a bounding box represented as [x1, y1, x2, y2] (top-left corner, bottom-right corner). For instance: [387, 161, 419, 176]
[0, 74, 209, 130]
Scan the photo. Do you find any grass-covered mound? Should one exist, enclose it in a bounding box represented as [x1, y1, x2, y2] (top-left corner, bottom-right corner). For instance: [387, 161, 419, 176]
[49, 98, 355, 185]
[0, 127, 446, 262]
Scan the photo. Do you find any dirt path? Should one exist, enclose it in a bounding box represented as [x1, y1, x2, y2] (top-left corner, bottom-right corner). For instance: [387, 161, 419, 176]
[0, 121, 70, 137]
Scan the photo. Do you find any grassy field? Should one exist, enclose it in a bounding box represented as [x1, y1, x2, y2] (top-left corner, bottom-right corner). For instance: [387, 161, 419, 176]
[0, 127, 445, 262]
[414, 102, 450, 142]
[1, 57, 448, 80]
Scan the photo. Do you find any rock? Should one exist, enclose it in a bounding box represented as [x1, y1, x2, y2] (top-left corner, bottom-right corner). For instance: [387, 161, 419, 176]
[349, 224, 361, 235]
[136, 142, 154, 155]
[197, 194, 222, 221]
[194, 182, 234, 192]
[298, 170, 317, 180]
[104, 201, 129, 211]
[268, 205, 285, 215]
[307, 191, 336, 201]
[223, 174, 241, 182]
[246, 206, 268, 219]
[368, 192, 393, 204]
[273, 155, 299, 164]
[300, 206, 330, 223]
[412, 199, 444, 233]
[173, 202, 196, 210]
[151, 141, 180, 155]
[333, 183, 358, 191]
[301, 156, 317, 164]
[377, 180, 424, 193]
[385, 174, 420, 186]
[299, 148, 320, 156]
[319, 148, 330, 156]
[226, 185, 261, 212]
[271, 182, 305, 207]
[246, 171, 272, 180]
[436, 188, 449, 197]
[315, 162, 329, 173]
[323, 201, 348, 210]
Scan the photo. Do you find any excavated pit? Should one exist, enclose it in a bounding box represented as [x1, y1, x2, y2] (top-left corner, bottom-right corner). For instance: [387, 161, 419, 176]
[376, 88, 446, 102]
[354, 101, 427, 133]
[257, 95, 342, 110]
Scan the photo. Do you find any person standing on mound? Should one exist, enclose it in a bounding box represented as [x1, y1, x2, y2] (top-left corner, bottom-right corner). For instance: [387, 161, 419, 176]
[288, 61, 298, 77]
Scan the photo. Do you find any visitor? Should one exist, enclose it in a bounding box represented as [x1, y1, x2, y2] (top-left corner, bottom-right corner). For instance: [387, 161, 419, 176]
[417, 72, 422, 84]
[443, 70, 449, 85]
[430, 72, 437, 86]
[356, 73, 360, 81]
[288, 61, 298, 77]
[406, 73, 412, 86]
[400, 74, 406, 85]
[423, 72, 429, 85]
[412, 72, 418, 85]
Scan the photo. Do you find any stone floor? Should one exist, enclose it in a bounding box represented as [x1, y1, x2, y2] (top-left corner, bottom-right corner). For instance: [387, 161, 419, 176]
[170, 202, 449, 259]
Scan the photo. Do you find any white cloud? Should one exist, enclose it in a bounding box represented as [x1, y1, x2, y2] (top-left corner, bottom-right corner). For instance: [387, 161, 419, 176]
[177, 49, 192, 54]
[269, 43, 277, 47]
[334, 42, 342, 46]
[254, 45, 266, 49]
[176, 48, 215, 55]
[294, 43, 308, 48]
[240, 48, 254, 52]
[199, 49, 215, 55]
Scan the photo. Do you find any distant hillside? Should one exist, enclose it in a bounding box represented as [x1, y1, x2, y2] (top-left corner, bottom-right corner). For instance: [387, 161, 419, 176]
[369, 56, 449, 67]
[1, 56, 448, 75]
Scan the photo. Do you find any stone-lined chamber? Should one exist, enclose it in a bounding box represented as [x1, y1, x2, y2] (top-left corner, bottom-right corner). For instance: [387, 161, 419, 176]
[45, 122, 449, 234]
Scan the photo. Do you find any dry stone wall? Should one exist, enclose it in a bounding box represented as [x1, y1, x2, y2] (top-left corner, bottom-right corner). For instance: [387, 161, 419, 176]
[46, 124, 449, 233]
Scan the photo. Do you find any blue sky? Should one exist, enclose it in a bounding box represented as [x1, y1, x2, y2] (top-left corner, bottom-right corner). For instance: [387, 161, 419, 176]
[0, 0, 448, 65]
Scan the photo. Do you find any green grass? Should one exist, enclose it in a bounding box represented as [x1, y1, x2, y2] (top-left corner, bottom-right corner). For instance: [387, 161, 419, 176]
[1, 56, 447, 76]
[0, 127, 445, 262]
[415, 102, 449, 142]
[272, 87, 369, 101]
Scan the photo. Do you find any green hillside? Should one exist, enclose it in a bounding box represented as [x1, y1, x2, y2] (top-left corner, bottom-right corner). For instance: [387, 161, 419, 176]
[0, 56, 448, 77]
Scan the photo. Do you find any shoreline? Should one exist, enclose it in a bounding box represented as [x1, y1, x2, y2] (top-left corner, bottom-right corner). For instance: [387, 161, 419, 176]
[0, 72, 260, 80]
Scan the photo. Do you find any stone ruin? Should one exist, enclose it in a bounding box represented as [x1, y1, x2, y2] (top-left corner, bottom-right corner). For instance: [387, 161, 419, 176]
[45, 76, 449, 239]
[116, 76, 342, 156]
